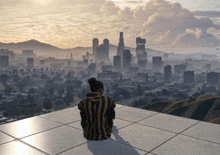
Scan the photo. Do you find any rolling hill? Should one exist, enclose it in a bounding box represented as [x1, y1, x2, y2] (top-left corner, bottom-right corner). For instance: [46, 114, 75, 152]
[0, 39, 166, 59]
[137, 94, 220, 125]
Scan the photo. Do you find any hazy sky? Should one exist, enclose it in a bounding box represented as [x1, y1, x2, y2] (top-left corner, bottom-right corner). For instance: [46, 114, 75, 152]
[0, 0, 220, 49]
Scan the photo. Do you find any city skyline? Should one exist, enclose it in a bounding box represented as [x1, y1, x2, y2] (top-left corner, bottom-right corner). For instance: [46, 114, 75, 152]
[0, 0, 220, 50]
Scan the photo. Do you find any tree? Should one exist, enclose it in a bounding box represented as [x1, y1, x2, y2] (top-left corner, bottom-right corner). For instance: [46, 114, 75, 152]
[27, 68, 31, 73]
[16, 79, 26, 92]
[48, 87, 54, 95]
[74, 80, 82, 88]
[66, 85, 74, 93]
[47, 79, 54, 84]
[0, 74, 9, 82]
[43, 98, 53, 109]
[19, 69, 24, 74]
[2, 82, 8, 88]
[41, 74, 48, 79]
[40, 89, 47, 97]
[28, 87, 35, 95]
[58, 87, 65, 97]
[4, 86, 14, 96]
[106, 87, 110, 96]
[112, 88, 131, 101]
[112, 84, 119, 90]
[16, 94, 23, 100]
[12, 69, 18, 74]
[26, 93, 35, 104]
[136, 84, 144, 96]
[65, 91, 74, 106]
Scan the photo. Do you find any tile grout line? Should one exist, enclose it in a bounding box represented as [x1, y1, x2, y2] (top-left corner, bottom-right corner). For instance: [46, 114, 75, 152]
[0, 129, 19, 141]
[111, 113, 160, 133]
[135, 122, 184, 135]
[38, 115, 81, 125]
[116, 112, 159, 123]
[0, 129, 49, 155]
[16, 124, 64, 140]
[0, 140, 16, 146]
[115, 115, 220, 146]
[180, 133, 220, 145]
[17, 139, 50, 155]
[65, 124, 83, 131]
[145, 152, 158, 155]
[37, 116, 85, 132]
[147, 121, 201, 154]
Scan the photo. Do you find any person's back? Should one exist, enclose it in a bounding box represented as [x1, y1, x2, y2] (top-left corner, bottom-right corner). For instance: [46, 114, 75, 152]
[78, 77, 116, 140]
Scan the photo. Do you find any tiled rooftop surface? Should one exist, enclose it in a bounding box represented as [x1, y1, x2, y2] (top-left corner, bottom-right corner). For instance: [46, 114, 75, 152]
[0, 104, 220, 155]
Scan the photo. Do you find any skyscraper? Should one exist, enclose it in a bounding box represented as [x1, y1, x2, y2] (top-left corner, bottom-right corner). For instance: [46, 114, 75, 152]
[0, 55, 9, 67]
[183, 71, 194, 84]
[117, 32, 124, 57]
[96, 39, 109, 62]
[93, 38, 99, 61]
[27, 58, 34, 68]
[103, 39, 109, 61]
[174, 64, 187, 76]
[136, 37, 147, 69]
[164, 65, 172, 82]
[152, 56, 162, 72]
[123, 49, 131, 69]
[114, 55, 121, 70]
[207, 72, 219, 86]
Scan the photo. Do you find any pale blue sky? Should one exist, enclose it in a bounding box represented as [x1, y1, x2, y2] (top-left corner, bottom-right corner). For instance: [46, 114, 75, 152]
[114, 0, 220, 11]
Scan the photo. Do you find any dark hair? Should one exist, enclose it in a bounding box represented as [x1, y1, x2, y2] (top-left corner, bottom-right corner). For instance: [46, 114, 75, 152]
[88, 77, 103, 92]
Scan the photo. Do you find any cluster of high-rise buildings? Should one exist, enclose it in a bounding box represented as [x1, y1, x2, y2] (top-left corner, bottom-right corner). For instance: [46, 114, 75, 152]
[93, 32, 148, 72]
[93, 38, 109, 62]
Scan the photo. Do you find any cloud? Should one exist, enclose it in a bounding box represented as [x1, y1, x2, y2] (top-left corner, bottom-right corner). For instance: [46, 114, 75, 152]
[123, 0, 143, 4]
[194, 11, 220, 18]
[0, 0, 220, 49]
[100, 1, 120, 15]
[97, 0, 220, 49]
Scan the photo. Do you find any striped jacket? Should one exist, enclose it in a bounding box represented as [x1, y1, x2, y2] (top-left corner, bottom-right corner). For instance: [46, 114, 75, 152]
[78, 92, 116, 140]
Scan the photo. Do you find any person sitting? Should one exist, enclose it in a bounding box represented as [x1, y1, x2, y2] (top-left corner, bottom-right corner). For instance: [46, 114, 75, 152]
[78, 77, 116, 140]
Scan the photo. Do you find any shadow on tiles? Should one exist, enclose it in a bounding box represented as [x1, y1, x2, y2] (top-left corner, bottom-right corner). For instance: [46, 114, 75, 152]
[87, 126, 141, 155]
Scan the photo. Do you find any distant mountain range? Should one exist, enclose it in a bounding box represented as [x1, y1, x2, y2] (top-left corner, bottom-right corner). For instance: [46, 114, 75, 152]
[0, 39, 166, 59]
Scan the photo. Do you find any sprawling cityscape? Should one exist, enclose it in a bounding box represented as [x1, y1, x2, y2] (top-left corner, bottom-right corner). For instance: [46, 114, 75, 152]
[0, 31, 220, 125]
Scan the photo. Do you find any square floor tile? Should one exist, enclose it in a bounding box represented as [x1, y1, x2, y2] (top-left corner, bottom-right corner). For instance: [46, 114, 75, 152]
[137, 113, 199, 133]
[68, 118, 133, 132]
[152, 135, 220, 155]
[111, 123, 176, 152]
[40, 107, 81, 124]
[59, 138, 147, 155]
[21, 125, 88, 155]
[115, 106, 158, 122]
[181, 121, 220, 144]
[0, 132, 14, 145]
[0, 141, 46, 155]
[0, 117, 61, 138]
